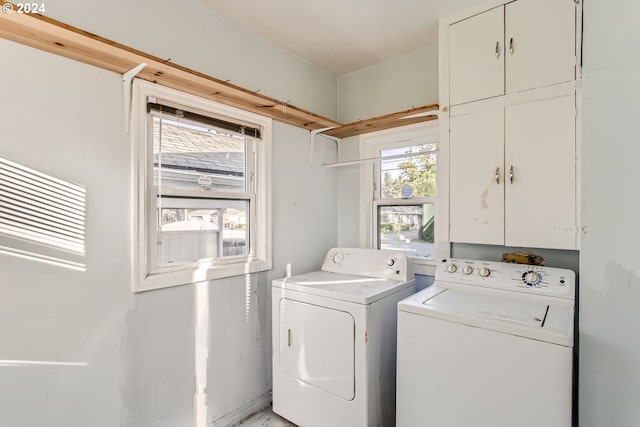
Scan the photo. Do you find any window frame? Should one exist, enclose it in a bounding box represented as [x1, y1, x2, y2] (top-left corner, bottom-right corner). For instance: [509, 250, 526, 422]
[359, 121, 449, 276]
[132, 79, 272, 292]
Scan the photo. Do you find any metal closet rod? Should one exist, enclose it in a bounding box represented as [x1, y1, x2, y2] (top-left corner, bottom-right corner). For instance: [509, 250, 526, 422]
[322, 149, 439, 169]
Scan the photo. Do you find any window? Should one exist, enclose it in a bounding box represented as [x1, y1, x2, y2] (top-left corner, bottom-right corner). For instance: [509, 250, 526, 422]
[133, 80, 271, 291]
[360, 122, 447, 275]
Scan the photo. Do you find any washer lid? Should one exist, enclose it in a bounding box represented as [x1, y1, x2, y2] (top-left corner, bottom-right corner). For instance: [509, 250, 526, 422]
[273, 271, 414, 304]
[424, 290, 549, 327]
[399, 286, 574, 346]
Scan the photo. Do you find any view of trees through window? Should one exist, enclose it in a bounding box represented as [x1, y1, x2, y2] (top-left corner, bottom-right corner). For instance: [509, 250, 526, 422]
[381, 143, 437, 199]
[378, 142, 437, 259]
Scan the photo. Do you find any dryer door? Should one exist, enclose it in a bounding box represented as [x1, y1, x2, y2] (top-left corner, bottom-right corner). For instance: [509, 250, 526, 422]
[279, 299, 355, 400]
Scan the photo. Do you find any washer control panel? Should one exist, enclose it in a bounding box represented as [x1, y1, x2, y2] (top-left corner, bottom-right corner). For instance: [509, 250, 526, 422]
[436, 258, 575, 300]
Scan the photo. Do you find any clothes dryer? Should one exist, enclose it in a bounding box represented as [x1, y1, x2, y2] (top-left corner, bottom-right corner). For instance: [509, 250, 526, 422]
[272, 248, 416, 427]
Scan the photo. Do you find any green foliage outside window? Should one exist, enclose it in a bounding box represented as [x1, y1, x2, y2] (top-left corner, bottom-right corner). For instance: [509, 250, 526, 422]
[381, 147, 437, 199]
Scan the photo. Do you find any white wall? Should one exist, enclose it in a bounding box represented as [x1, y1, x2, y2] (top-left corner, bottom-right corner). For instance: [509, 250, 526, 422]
[268, 122, 339, 280]
[579, 0, 640, 425]
[335, 45, 439, 254]
[0, 34, 338, 427]
[336, 137, 361, 248]
[451, 244, 578, 271]
[337, 45, 439, 123]
[0, 39, 133, 427]
[44, 0, 337, 120]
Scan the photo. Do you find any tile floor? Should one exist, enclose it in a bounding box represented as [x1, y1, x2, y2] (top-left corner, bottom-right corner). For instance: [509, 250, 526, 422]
[232, 406, 296, 427]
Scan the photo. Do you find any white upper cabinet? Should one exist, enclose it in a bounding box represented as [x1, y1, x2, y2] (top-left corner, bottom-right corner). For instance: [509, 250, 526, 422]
[505, 0, 576, 94]
[504, 95, 577, 249]
[447, 0, 576, 106]
[449, 108, 505, 245]
[440, 0, 582, 251]
[448, 95, 577, 250]
[449, 6, 505, 106]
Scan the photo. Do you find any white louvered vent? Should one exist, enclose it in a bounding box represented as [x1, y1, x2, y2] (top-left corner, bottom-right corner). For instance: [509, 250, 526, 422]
[0, 157, 86, 255]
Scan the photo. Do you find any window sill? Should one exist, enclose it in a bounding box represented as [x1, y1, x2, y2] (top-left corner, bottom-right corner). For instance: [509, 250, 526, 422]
[134, 258, 271, 293]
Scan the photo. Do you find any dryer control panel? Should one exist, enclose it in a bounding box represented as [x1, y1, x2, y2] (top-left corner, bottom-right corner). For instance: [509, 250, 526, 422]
[437, 258, 575, 300]
[322, 248, 414, 282]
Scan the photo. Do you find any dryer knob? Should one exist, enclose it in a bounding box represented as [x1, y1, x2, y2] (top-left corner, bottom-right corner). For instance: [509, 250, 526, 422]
[462, 266, 473, 275]
[387, 258, 396, 267]
[446, 264, 457, 273]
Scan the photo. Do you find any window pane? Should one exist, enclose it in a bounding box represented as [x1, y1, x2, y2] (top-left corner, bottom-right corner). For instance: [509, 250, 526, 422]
[152, 116, 246, 191]
[157, 199, 248, 267]
[380, 143, 437, 199]
[377, 204, 435, 259]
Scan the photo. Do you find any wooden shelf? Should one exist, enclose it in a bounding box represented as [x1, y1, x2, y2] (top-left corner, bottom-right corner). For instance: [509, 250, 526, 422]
[321, 104, 439, 139]
[0, 2, 341, 131]
[0, 2, 438, 138]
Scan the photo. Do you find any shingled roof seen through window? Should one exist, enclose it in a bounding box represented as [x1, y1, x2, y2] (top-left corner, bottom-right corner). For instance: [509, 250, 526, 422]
[153, 117, 245, 177]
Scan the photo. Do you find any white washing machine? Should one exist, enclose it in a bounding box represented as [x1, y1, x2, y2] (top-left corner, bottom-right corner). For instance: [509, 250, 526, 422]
[396, 258, 575, 427]
[272, 248, 416, 427]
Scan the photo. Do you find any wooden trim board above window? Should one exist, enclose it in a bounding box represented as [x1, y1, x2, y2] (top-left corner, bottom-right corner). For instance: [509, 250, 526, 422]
[0, 2, 439, 136]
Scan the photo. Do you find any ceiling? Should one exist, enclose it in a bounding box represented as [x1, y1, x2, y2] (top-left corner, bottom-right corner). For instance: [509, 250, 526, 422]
[195, 0, 486, 76]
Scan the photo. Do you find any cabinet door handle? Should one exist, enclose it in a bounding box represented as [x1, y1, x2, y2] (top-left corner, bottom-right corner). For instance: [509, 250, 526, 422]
[287, 328, 292, 347]
[495, 41, 500, 58]
[509, 165, 514, 183]
[509, 37, 514, 54]
[495, 167, 500, 184]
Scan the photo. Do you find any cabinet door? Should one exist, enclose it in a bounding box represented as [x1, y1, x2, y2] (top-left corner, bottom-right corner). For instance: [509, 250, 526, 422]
[505, 95, 576, 249]
[449, 6, 504, 106]
[449, 109, 504, 245]
[506, 0, 576, 94]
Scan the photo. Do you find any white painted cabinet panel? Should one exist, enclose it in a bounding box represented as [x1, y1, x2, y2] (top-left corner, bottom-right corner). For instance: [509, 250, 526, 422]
[449, 6, 505, 106]
[505, 96, 576, 249]
[449, 109, 505, 245]
[447, 0, 576, 107]
[506, 0, 576, 94]
[279, 299, 355, 400]
[448, 95, 577, 249]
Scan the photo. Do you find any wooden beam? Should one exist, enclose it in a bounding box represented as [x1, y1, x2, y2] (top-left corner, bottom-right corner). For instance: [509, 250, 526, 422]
[0, 3, 439, 139]
[322, 104, 440, 139]
[0, 2, 341, 130]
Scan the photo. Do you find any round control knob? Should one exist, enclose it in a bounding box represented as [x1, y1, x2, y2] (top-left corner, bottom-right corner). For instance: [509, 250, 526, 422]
[462, 265, 473, 275]
[446, 264, 457, 273]
[523, 271, 541, 286]
[386, 258, 396, 267]
[479, 267, 491, 277]
[332, 252, 344, 264]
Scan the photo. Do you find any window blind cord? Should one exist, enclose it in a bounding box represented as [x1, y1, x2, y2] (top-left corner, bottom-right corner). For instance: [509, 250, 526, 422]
[157, 106, 163, 242]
